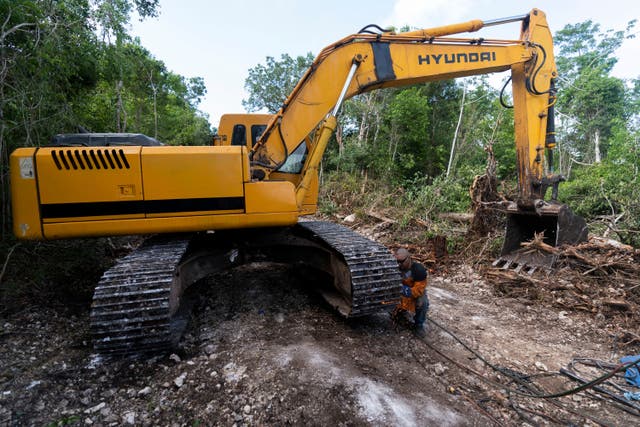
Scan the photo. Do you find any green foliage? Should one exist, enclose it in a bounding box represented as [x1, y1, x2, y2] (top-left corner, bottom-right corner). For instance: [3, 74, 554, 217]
[76, 40, 211, 144]
[94, 0, 160, 42]
[555, 19, 635, 78]
[454, 79, 516, 180]
[324, 137, 382, 176]
[421, 81, 462, 176]
[561, 71, 628, 161]
[549, 18, 639, 246]
[320, 168, 477, 222]
[242, 52, 315, 113]
[319, 170, 389, 214]
[555, 18, 636, 164]
[385, 86, 432, 179]
[323, 81, 476, 184]
[318, 168, 482, 251]
[0, 0, 213, 235]
[402, 169, 477, 218]
[560, 126, 640, 245]
[0, 0, 210, 147]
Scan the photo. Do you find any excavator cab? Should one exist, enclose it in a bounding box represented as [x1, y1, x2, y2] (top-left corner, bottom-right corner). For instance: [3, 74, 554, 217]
[213, 113, 273, 148]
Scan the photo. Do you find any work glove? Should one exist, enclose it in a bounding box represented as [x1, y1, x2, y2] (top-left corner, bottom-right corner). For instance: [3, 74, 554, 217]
[401, 285, 412, 297]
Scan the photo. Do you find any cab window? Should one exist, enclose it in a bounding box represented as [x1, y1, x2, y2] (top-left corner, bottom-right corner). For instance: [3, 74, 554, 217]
[231, 125, 246, 146]
[251, 125, 267, 147]
[277, 142, 307, 174]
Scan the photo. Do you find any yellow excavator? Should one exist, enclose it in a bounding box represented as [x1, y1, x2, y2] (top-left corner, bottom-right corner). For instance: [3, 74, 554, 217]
[9, 9, 586, 354]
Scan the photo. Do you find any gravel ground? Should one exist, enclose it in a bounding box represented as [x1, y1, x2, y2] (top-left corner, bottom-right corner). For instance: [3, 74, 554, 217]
[1, 248, 639, 426]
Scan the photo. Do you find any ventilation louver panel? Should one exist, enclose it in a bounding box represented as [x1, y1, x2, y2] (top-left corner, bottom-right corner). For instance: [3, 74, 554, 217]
[51, 149, 131, 170]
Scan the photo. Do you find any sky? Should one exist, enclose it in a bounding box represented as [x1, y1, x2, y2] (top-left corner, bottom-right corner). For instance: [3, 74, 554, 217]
[129, 0, 640, 126]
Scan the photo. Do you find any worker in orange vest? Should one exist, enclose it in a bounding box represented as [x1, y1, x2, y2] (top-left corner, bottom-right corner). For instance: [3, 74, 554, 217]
[393, 248, 429, 337]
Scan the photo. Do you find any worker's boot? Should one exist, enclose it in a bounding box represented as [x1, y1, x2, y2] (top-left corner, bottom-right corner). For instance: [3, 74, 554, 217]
[413, 298, 428, 338]
[413, 323, 427, 338]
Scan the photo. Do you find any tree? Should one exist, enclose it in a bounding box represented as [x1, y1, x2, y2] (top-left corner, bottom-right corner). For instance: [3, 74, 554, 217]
[554, 19, 636, 165]
[563, 73, 626, 163]
[448, 76, 517, 180]
[0, 0, 212, 236]
[81, 40, 210, 143]
[553, 20, 640, 244]
[242, 53, 315, 113]
[94, 0, 160, 43]
[384, 86, 432, 180]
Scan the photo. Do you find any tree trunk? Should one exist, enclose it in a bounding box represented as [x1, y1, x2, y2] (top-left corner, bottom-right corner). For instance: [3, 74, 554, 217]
[594, 129, 601, 163]
[447, 82, 466, 177]
[469, 144, 503, 236]
[116, 80, 122, 132]
[148, 70, 158, 139]
[152, 86, 158, 139]
[116, 80, 127, 132]
[372, 107, 381, 146]
[390, 126, 399, 162]
[358, 94, 371, 143]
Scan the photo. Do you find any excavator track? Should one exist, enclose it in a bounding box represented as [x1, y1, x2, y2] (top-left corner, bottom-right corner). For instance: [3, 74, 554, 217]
[298, 221, 400, 317]
[90, 237, 190, 355]
[89, 221, 400, 356]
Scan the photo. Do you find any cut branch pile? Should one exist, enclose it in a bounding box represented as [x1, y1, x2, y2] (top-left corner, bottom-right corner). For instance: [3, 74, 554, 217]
[484, 236, 640, 324]
[469, 144, 507, 236]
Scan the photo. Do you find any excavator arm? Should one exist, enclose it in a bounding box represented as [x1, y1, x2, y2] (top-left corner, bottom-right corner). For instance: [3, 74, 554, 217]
[252, 9, 553, 199]
[251, 8, 586, 269]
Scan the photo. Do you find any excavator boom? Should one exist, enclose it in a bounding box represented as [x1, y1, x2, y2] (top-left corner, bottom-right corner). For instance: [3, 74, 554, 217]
[252, 10, 547, 183]
[248, 8, 586, 269]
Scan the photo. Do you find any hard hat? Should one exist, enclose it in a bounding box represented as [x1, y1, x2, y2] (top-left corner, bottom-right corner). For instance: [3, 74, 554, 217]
[394, 248, 410, 262]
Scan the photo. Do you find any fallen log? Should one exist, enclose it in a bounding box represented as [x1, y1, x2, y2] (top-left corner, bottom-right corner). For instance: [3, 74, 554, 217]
[601, 299, 631, 311]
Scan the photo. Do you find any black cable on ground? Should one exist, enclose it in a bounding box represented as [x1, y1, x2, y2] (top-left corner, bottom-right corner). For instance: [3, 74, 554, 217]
[424, 315, 640, 400]
[406, 316, 639, 425]
[393, 312, 640, 425]
[583, 388, 640, 417]
[570, 358, 634, 393]
[428, 316, 519, 377]
[509, 397, 566, 426]
[409, 325, 617, 426]
[403, 330, 506, 427]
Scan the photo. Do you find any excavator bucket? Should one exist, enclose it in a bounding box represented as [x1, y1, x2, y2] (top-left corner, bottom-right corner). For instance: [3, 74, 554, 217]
[494, 202, 588, 272]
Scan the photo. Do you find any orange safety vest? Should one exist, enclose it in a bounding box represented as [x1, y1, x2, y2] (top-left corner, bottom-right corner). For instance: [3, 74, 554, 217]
[398, 261, 428, 313]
